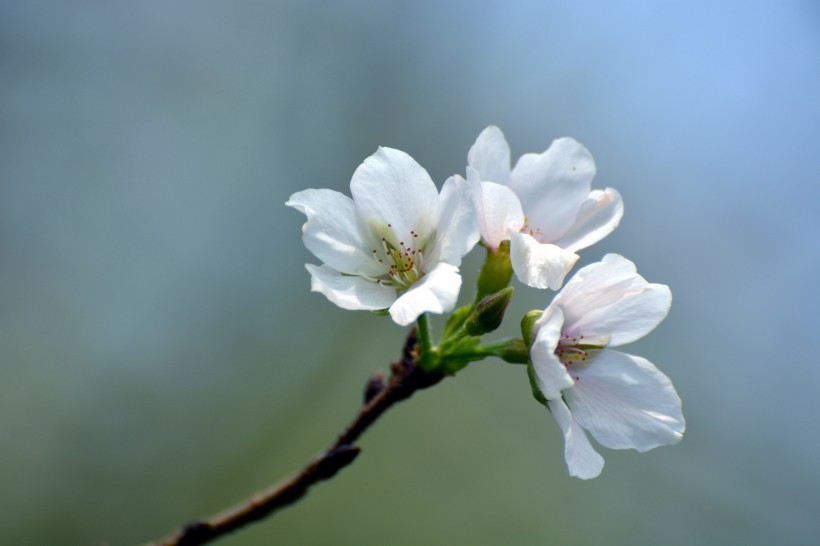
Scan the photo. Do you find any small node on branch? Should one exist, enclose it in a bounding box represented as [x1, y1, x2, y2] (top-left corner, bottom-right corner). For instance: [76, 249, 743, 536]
[363, 371, 385, 403]
[175, 521, 213, 546]
[316, 445, 361, 481]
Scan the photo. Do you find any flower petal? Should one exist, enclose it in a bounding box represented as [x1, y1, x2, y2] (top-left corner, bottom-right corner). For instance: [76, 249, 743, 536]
[556, 254, 672, 346]
[286, 189, 385, 277]
[552, 188, 624, 253]
[475, 181, 525, 250]
[509, 137, 596, 242]
[548, 397, 605, 479]
[566, 349, 685, 452]
[467, 125, 511, 185]
[509, 232, 578, 290]
[306, 263, 396, 311]
[350, 147, 440, 247]
[424, 175, 480, 268]
[388, 262, 461, 326]
[530, 306, 575, 400]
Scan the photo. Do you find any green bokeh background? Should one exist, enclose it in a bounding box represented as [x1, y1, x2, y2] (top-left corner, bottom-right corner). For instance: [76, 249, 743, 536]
[2, 1, 819, 544]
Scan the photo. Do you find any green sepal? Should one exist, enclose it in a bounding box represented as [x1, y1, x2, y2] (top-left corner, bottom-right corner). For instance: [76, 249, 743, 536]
[527, 362, 549, 408]
[476, 242, 513, 301]
[370, 309, 390, 316]
[520, 310, 543, 348]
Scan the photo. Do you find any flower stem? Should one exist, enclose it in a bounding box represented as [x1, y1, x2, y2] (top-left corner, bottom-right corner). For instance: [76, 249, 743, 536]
[416, 313, 434, 369]
[459, 338, 529, 364]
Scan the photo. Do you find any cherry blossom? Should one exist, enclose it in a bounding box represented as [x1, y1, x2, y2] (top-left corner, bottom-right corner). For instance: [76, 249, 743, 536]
[287, 147, 478, 326]
[528, 254, 684, 478]
[467, 126, 623, 290]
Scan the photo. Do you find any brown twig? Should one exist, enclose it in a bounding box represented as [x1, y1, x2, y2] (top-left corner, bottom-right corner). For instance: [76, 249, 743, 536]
[148, 327, 444, 546]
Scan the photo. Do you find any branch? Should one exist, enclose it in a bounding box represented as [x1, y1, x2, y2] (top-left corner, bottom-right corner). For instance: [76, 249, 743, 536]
[148, 327, 444, 546]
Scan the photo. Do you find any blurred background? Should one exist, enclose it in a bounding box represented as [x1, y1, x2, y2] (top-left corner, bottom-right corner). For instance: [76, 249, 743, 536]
[2, 1, 819, 544]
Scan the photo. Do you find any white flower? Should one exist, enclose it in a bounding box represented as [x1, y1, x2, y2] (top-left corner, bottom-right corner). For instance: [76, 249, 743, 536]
[466, 126, 624, 290]
[286, 147, 479, 326]
[529, 254, 684, 479]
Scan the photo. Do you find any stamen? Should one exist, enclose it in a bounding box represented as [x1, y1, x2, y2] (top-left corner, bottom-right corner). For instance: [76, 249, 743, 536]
[370, 224, 426, 289]
[520, 222, 544, 242]
[556, 332, 604, 368]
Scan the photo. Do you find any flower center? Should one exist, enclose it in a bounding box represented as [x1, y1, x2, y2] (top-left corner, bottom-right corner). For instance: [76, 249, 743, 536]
[555, 332, 609, 372]
[520, 219, 543, 242]
[370, 224, 424, 290]
[556, 333, 590, 367]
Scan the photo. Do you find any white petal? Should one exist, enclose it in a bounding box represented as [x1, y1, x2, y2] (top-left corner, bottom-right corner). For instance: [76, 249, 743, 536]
[388, 262, 461, 326]
[552, 188, 624, 253]
[475, 181, 525, 250]
[548, 397, 605, 480]
[509, 137, 596, 243]
[530, 306, 574, 400]
[509, 232, 579, 290]
[566, 350, 685, 451]
[350, 147, 440, 247]
[467, 125, 511, 185]
[425, 175, 480, 268]
[286, 189, 385, 277]
[306, 263, 396, 311]
[556, 254, 672, 346]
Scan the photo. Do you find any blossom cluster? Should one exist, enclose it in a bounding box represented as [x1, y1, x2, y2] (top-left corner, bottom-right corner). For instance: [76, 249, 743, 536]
[287, 126, 684, 479]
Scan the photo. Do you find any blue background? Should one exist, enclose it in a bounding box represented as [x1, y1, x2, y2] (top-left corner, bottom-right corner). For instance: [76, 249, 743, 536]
[2, 1, 819, 544]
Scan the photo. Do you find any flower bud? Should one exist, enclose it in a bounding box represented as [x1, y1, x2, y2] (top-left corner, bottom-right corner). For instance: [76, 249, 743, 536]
[465, 287, 514, 336]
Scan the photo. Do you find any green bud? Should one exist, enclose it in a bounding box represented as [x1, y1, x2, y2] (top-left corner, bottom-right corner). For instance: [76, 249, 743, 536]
[465, 287, 514, 336]
[476, 242, 513, 301]
[520, 310, 543, 348]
